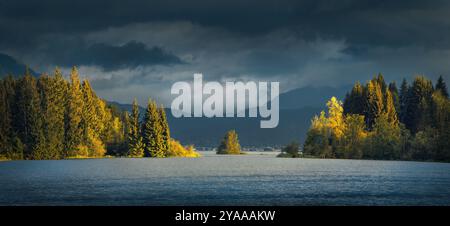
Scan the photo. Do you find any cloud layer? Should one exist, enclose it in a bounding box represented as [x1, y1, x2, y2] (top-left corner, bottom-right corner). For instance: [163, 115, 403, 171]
[0, 0, 449, 105]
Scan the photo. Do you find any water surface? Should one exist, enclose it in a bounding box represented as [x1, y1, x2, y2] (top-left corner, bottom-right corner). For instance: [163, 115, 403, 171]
[1, 151, 449, 205]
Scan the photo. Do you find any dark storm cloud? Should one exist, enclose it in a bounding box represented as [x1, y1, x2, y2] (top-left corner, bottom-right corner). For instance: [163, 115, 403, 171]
[42, 40, 183, 71]
[1, 0, 450, 105]
[1, 0, 450, 50]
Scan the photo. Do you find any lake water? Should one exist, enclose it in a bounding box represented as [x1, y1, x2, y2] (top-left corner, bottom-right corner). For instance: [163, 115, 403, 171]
[0, 151, 449, 205]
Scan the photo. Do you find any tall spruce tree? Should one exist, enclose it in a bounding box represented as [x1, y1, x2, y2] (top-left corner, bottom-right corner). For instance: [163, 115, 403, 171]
[127, 99, 145, 157]
[158, 106, 171, 154]
[37, 73, 66, 159]
[435, 75, 449, 98]
[385, 89, 399, 125]
[65, 67, 84, 157]
[388, 82, 400, 114]
[142, 99, 165, 157]
[399, 78, 409, 124]
[343, 82, 364, 115]
[364, 80, 384, 129]
[405, 76, 434, 133]
[15, 73, 45, 159]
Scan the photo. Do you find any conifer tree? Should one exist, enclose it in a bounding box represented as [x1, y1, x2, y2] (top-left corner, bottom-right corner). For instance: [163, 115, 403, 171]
[142, 99, 164, 157]
[388, 82, 400, 114]
[384, 89, 399, 125]
[1, 76, 23, 159]
[399, 78, 409, 124]
[81, 80, 106, 157]
[158, 106, 171, 154]
[435, 75, 449, 98]
[15, 73, 45, 159]
[36, 69, 68, 159]
[405, 76, 434, 133]
[343, 82, 364, 115]
[364, 80, 384, 129]
[127, 99, 145, 157]
[65, 67, 84, 157]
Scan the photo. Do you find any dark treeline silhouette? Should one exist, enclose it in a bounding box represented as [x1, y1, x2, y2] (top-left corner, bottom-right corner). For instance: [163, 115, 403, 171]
[0, 67, 195, 160]
[303, 74, 450, 162]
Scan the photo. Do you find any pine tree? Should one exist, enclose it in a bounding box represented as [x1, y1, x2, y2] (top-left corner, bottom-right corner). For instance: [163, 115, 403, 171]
[81, 79, 105, 157]
[142, 99, 164, 157]
[158, 106, 171, 154]
[435, 75, 449, 98]
[216, 130, 241, 154]
[388, 82, 400, 114]
[375, 73, 387, 93]
[405, 76, 434, 133]
[1, 76, 23, 159]
[343, 82, 364, 115]
[15, 73, 45, 159]
[384, 89, 399, 125]
[364, 80, 384, 129]
[399, 78, 409, 124]
[65, 67, 84, 157]
[127, 99, 145, 157]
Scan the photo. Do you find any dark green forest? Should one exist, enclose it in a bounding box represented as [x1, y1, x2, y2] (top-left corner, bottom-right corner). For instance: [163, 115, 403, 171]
[303, 74, 450, 162]
[0, 67, 195, 160]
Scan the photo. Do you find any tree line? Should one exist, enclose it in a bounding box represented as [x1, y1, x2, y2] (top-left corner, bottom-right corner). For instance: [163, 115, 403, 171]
[0, 67, 198, 160]
[303, 74, 450, 162]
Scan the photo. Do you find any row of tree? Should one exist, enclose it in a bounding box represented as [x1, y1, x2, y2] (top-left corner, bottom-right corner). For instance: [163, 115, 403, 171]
[0, 68, 124, 159]
[0, 68, 198, 160]
[303, 74, 450, 162]
[125, 99, 171, 157]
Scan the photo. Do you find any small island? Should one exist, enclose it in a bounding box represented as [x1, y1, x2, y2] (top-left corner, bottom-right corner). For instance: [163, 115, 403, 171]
[216, 130, 243, 155]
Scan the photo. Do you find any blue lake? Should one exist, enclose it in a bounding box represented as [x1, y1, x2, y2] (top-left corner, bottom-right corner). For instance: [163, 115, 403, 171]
[0, 151, 449, 205]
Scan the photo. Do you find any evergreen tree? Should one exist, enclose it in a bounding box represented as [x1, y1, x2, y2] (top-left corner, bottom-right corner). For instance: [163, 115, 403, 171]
[142, 99, 164, 157]
[158, 106, 171, 154]
[1, 76, 23, 159]
[37, 69, 68, 159]
[388, 82, 400, 114]
[127, 99, 145, 157]
[364, 80, 384, 129]
[343, 82, 364, 115]
[81, 80, 106, 157]
[217, 130, 241, 154]
[65, 67, 84, 157]
[384, 89, 399, 125]
[15, 73, 45, 159]
[435, 75, 449, 98]
[404, 76, 434, 133]
[431, 91, 450, 161]
[399, 78, 409, 124]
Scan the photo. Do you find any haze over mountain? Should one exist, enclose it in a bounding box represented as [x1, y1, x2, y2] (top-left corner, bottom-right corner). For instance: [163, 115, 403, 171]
[108, 85, 341, 147]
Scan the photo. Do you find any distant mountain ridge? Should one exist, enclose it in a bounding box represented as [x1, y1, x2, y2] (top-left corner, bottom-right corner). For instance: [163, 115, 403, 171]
[108, 84, 351, 147]
[0, 53, 38, 77]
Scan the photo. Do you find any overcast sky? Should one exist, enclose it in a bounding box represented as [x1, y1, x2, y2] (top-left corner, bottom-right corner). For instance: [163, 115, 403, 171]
[1, 0, 449, 105]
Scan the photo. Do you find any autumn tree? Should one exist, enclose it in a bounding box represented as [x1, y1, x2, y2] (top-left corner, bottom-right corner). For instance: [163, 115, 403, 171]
[217, 130, 241, 154]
